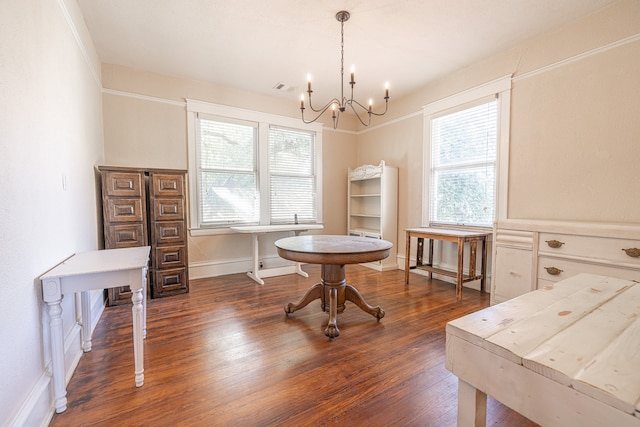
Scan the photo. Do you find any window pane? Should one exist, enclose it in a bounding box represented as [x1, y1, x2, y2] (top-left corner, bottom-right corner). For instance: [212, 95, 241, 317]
[432, 165, 495, 226]
[269, 127, 316, 223]
[432, 101, 497, 167]
[198, 117, 258, 225]
[430, 99, 497, 226]
[199, 171, 259, 224]
[270, 176, 315, 223]
[199, 119, 256, 171]
[269, 127, 314, 175]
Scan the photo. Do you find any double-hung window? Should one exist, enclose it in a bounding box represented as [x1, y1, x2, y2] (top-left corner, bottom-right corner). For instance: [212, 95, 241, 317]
[423, 76, 511, 228]
[197, 117, 259, 226]
[269, 126, 316, 224]
[187, 100, 323, 233]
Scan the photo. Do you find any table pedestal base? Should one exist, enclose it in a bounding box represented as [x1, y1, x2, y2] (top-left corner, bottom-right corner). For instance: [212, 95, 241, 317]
[284, 264, 385, 338]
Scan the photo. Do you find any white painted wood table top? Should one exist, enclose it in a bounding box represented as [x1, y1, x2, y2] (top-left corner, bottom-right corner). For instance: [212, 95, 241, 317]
[446, 273, 640, 426]
[40, 246, 150, 413]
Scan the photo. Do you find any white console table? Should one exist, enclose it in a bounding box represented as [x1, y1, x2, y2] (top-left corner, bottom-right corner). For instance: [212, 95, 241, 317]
[230, 224, 323, 284]
[40, 246, 150, 413]
[446, 273, 640, 426]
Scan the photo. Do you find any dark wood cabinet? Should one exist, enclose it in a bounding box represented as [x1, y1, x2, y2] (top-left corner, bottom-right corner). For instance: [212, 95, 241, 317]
[148, 171, 189, 298]
[98, 166, 189, 305]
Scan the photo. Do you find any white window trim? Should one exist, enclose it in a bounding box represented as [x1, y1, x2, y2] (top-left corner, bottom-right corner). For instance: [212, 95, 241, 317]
[421, 75, 512, 229]
[186, 99, 323, 236]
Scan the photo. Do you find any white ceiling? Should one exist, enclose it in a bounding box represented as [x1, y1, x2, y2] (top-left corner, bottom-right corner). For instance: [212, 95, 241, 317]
[76, 0, 619, 104]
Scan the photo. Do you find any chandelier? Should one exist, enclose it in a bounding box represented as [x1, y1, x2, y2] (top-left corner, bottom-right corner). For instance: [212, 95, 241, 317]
[300, 11, 389, 129]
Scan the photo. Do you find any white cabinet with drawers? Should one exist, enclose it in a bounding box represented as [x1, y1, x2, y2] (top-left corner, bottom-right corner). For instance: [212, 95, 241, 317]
[491, 220, 640, 304]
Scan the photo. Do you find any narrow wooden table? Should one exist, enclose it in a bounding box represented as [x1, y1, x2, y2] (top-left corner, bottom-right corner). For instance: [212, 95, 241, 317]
[275, 235, 392, 338]
[446, 273, 640, 427]
[40, 246, 150, 413]
[404, 227, 490, 300]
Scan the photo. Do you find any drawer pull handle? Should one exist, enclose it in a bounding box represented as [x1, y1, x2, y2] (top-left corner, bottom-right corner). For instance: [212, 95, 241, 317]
[622, 248, 640, 258]
[544, 266, 563, 276]
[545, 240, 565, 248]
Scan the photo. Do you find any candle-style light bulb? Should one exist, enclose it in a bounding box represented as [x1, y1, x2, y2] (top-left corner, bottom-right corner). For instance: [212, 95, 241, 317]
[385, 82, 390, 99]
[368, 98, 373, 112]
[307, 74, 312, 91]
[300, 94, 305, 109]
[350, 65, 355, 84]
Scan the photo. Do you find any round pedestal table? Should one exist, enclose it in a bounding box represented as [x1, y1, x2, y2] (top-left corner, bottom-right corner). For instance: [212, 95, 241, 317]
[275, 235, 392, 338]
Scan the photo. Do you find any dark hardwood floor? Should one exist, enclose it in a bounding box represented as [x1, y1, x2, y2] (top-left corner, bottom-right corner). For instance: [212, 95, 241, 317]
[50, 265, 538, 427]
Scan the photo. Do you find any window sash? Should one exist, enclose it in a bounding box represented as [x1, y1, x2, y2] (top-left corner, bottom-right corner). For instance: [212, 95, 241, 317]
[269, 126, 316, 224]
[430, 99, 498, 227]
[197, 116, 259, 226]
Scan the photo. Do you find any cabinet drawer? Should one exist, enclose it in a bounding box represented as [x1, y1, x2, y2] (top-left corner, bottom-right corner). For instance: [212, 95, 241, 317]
[153, 221, 185, 245]
[152, 198, 184, 221]
[154, 245, 186, 269]
[106, 224, 146, 248]
[103, 171, 144, 197]
[539, 233, 640, 265]
[537, 256, 640, 283]
[153, 268, 188, 298]
[106, 198, 144, 223]
[150, 173, 184, 197]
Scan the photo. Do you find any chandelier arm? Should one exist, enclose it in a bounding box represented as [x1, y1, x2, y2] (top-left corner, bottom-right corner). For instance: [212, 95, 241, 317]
[368, 100, 389, 117]
[301, 100, 340, 124]
[306, 96, 341, 113]
[348, 98, 388, 117]
[347, 102, 373, 127]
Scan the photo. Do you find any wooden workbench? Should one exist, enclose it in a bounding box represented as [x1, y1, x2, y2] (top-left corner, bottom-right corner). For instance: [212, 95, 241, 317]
[446, 273, 640, 426]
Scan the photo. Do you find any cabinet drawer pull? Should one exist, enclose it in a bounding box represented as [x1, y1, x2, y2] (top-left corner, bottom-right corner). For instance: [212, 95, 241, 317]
[622, 248, 640, 258]
[544, 266, 563, 276]
[545, 240, 565, 248]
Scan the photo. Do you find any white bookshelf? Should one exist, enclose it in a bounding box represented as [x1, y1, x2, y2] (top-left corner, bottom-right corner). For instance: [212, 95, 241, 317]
[348, 161, 398, 270]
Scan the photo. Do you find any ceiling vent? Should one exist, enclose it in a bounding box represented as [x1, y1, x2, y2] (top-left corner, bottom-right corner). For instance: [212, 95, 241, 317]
[273, 83, 294, 92]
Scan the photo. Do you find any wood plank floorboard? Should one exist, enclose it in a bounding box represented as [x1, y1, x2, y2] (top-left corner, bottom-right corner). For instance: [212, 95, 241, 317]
[50, 265, 539, 427]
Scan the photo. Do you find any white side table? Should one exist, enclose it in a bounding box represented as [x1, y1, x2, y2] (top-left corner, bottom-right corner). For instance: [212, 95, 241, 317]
[40, 246, 150, 413]
[230, 224, 323, 284]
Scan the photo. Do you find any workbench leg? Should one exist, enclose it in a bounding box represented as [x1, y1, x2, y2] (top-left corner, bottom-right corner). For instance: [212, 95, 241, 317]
[469, 241, 477, 279]
[457, 238, 464, 301]
[428, 238, 434, 279]
[405, 231, 411, 284]
[481, 237, 488, 294]
[417, 237, 424, 266]
[457, 378, 487, 427]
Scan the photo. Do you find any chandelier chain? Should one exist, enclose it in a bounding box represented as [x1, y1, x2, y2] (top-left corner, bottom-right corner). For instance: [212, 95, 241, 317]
[340, 18, 345, 105]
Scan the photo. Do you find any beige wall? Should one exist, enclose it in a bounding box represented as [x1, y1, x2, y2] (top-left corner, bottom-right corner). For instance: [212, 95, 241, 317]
[360, 0, 640, 254]
[1, 0, 105, 423]
[101, 65, 359, 274]
[102, 0, 639, 274]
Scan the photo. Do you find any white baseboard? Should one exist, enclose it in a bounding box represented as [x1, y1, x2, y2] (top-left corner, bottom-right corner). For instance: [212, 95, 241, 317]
[10, 290, 105, 427]
[189, 255, 295, 280]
